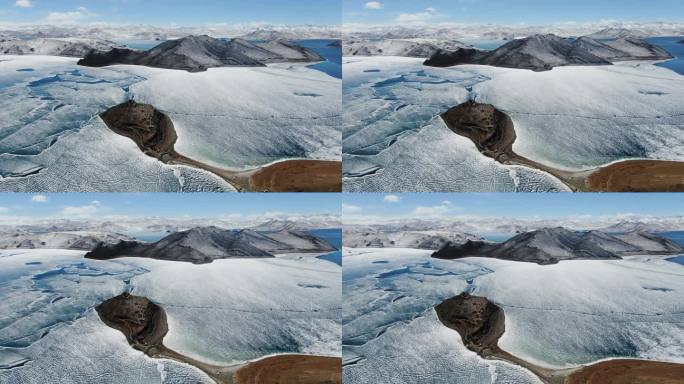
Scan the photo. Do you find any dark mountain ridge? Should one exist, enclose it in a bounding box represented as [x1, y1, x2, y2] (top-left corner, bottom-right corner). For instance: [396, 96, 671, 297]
[78, 35, 323, 72]
[85, 226, 336, 264]
[432, 227, 682, 265]
[424, 34, 672, 71]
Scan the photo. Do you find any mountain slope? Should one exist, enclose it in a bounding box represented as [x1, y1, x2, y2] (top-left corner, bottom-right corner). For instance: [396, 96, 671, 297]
[0, 230, 134, 250]
[78, 35, 265, 72]
[0, 37, 122, 57]
[86, 226, 274, 264]
[343, 38, 470, 58]
[432, 227, 682, 264]
[84, 226, 337, 263]
[343, 229, 483, 250]
[424, 33, 670, 71]
[77, 35, 324, 72]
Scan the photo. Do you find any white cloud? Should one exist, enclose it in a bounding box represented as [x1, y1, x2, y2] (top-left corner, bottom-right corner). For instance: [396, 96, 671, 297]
[342, 203, 363, 214]
[412, 200, 458, 217]
[43, 7, 97, 24]
[14, 0, 33, 8]
[364, 1, 383, 10]
[31, 194, 48, 203]
[395, 7, 441, 24]
[59, 200, 103, 217]
[31, 195, 48, 203]
[383, 194, 401, 203]
[0, 207, 8, 213]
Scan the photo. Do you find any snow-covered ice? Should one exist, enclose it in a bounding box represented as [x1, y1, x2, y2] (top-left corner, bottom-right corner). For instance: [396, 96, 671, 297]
[342, 247, 684, 383]
[0, 248, 341, 382]
[342, 56, 684, 191]
[0, 55, 340, 191]
[131, 256, 341, 365]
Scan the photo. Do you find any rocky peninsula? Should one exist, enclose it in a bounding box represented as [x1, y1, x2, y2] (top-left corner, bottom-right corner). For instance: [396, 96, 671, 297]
[100, 101, 341, 192]
[435, 293, 684, 384]
[97, 293, 341, 384]
[440, 100, 684, 192]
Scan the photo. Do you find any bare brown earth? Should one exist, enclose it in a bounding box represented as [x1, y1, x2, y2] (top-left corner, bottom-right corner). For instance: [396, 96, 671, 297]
[565, 359, 684, 384]
[96, 293, 341, 384]
[249, 160, 342, 192]
[234, 355, 342, 384]
[435, 293, 684, 384]
[586, 160, 684, 192]
[100, 101, 341, 192]
[441, 101, 684, 192]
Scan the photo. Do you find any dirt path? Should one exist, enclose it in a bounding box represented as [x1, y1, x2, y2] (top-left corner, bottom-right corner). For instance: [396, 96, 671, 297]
[440, 101, 684, 192]
[100, 101, 341, 192]
[96, 293, 341, 384]
[435, 293, 684, 384]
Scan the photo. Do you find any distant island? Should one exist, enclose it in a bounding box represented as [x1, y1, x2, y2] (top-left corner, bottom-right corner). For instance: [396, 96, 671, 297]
[432, 227, 683, 264]
[78, 35, 323, 72]
[85, 226, 336, 263]
[435, 293, 684, 384]
[424, 34, 672, 71]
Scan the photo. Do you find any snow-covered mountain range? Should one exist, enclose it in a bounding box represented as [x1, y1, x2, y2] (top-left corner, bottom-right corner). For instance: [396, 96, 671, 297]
[0, 24, 340, 41]
[343, 22, 684, 40]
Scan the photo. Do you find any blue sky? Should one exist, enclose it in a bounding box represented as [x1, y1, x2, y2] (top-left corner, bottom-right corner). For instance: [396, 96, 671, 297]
[0, 0, 341, 25]
[343, 193, 684, 220]
[345, 0, 684, 25]
[0, 193, 339, 219]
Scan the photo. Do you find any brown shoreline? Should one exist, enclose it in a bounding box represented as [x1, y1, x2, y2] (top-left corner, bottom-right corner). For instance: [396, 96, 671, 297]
[100, 101, 341, 192]
[440, 101, 684, 192]
[96, 293, 341, 384]
[435, 293, 684, 384]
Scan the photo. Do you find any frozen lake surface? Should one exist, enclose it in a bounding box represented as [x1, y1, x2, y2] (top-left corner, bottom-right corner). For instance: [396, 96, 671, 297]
[342, 247, 684, 383]
[0, 55, 340, 191]
[0, 248, 341, 382]
[342, 56, 684, 191]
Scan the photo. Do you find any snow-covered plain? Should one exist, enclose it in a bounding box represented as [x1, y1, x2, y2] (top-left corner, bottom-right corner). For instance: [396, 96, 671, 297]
[342, 247, 684, 383]
[0, 54, 340, 191]
[342, 56, 684, 191]
[0, 248, 341, 383]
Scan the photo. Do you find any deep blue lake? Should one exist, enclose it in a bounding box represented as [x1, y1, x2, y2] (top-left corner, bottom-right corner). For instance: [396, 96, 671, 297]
[296, 39, 342, 79]
[647, 36, 684, 75]
[310, 228, 342, 266]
